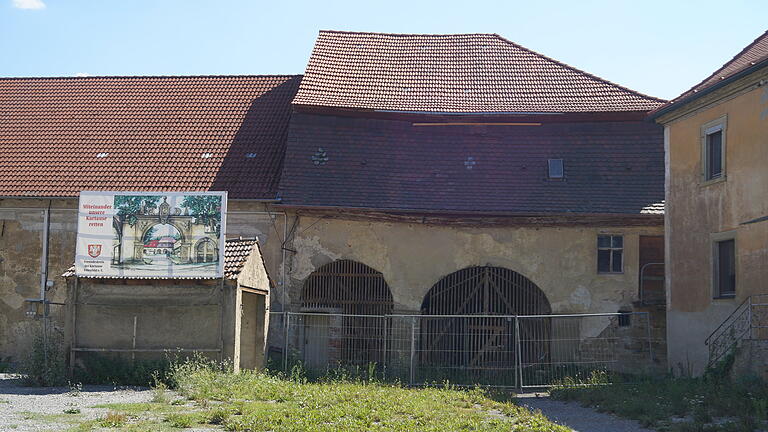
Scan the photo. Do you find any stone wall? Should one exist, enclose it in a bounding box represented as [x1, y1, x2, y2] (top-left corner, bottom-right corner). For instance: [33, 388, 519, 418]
[0, 198, 285, 363]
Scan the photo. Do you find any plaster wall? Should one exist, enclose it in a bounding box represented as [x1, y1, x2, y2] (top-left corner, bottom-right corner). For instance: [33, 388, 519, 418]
[285, 217, 663, 315]
[662, 73, 768, 374]
[64, 279, 236, 367]
[0, 200, 77, 361]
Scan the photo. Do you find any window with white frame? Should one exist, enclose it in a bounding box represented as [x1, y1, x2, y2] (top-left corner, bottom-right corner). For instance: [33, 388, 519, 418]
[597, 234, 623, 273]
[713, 236, 736, 298]
[701, 117, 727, 182]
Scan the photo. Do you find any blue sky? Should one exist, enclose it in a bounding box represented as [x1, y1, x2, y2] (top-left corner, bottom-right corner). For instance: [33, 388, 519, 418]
[1, 0, 766, 100]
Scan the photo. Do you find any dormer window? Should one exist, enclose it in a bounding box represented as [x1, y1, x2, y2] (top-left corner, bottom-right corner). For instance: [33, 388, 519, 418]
[548, 159, 564, 179]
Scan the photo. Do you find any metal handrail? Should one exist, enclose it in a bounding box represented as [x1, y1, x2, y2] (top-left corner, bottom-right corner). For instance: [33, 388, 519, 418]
[704, 296, 751, 346]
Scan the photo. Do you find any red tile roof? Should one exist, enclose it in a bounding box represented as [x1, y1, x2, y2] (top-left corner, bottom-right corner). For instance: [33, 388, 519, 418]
[669, 30, 768, 105]
[279, 114, 664, 215]
[293, 31, 665, 114]
[223, 237, 260, 280]
[0, 75, 301, 198]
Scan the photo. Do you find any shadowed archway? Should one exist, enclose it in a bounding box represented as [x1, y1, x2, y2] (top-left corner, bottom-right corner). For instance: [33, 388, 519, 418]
[299, 260, 394, 368]
[419, 266, 551, 381]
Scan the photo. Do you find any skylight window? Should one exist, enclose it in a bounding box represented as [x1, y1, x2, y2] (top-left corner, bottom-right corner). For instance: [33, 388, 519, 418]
[96, 152, 109, 158]
[245, 153, 258, 159]
[548, 159, 564, 179]
[201, 153, 213, 159]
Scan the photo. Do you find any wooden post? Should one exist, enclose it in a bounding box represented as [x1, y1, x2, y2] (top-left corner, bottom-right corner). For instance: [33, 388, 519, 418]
[131, 316, 137, 364]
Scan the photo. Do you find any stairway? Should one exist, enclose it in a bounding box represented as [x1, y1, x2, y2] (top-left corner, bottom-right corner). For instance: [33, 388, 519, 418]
[705, 294, 768, 370]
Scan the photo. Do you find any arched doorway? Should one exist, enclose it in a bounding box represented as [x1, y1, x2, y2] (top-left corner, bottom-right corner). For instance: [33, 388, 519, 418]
[194, 238, 217, 263]
[419, 266, 551, 383]
[300, 260, 394, 369]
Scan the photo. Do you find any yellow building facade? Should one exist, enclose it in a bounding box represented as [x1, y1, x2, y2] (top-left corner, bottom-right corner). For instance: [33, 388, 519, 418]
[653, 33, 768, 375]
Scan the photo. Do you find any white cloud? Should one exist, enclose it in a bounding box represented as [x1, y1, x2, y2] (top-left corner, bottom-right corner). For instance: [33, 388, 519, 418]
[75, 72, 90, 77]
[12, 0, 46, 10]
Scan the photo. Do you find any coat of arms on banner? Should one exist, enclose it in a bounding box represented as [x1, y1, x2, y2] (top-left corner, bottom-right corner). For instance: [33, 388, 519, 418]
[87, 244, 102, 258]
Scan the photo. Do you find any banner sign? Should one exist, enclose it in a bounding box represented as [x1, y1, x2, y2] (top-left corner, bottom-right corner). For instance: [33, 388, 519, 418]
[75, 191, 227, 278]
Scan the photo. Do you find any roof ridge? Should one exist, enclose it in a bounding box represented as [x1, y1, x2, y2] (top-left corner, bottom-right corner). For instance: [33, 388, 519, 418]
[491, 34, 666, 104]
[672, 29, 768, 101]
[318, 29, 498, 38]
[0, 74, 303, 80]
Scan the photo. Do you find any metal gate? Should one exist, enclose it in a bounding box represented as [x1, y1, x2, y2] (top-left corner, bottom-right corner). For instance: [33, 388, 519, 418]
[272, 311, 655, 388]
[419, 266, 552, 385]
[299, 260, 393, 366]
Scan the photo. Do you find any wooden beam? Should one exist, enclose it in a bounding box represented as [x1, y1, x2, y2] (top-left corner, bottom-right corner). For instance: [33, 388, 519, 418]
[412, 122, 541, 126]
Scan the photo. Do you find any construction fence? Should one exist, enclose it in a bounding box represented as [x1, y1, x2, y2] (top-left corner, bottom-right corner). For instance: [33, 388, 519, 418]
[268, 311, 656, 388]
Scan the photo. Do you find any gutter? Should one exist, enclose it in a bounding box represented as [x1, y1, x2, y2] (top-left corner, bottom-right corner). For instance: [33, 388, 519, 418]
[271, 202, 664, 219]
[40, 201, 51, 302]
[1, 195, 282, 203]
[649, 57, 768, 121]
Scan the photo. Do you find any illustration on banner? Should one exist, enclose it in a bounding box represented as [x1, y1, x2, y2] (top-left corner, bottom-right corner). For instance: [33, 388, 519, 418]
[112, 194, 222, 273]
[76, 191, 226, 278]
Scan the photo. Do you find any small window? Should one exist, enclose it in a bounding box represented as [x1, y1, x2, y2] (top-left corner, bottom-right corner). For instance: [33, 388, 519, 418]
[548, 159, 564, 179]
[701, 117, 726, 182]
[598, 234, 623, 273]
[713, 238, 736, 298]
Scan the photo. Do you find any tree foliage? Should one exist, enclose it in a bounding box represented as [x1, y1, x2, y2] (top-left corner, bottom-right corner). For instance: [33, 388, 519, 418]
[180, 195, 222, 235]
[113, 195, 162, 227]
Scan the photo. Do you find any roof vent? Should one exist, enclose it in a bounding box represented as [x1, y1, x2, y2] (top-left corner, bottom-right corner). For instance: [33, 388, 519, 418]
[96, 152, 109, 158]
[312, 148, 328, 165]
[548, 159, 564, 179]
[464, 156, 477, 170]
[245, 153, 258, 158]
[201, 153, 213, 159]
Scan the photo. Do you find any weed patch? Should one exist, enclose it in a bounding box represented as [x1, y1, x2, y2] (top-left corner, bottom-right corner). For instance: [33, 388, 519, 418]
[20, 328, 66, 386]
[551, 373, 768, 431]
[98, 412, 127, 428]
[69, 357, 569, 431]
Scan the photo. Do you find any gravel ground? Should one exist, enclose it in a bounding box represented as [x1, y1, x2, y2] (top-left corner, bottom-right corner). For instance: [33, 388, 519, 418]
[0, 373, 154, 431]
[518, 393, 655, 432]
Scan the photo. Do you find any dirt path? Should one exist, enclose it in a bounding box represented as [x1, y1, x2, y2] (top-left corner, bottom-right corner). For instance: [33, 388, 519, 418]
[518, 393, 655, 432]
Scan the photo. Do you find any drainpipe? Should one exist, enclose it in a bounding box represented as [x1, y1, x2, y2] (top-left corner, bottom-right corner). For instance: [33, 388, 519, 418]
[227, 209, 288, 310]
[40, 202, 51, 303]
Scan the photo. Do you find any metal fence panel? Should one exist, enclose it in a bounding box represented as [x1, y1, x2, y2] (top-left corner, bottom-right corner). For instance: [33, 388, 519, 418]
[268, 311, 654, 388]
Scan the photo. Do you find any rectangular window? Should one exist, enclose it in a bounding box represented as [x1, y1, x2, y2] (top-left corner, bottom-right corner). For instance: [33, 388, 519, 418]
[714, 238, 736, 298]
[706, 129, 723, 179]
[548, 159, 564, 179]
[598, 234, 623, 273]
[701, 117, 726, 182]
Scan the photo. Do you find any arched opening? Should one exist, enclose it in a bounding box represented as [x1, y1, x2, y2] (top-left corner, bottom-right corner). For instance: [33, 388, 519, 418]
[141, 224, 182, 263]
[195, 238, 217, 263]
[300, 260, 394, 369]
[419, 266, 551, 383]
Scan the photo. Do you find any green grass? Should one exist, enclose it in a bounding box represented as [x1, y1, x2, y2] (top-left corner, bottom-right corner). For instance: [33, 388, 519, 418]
[550, 373, 768, 431]
[67, 358, 568, 432]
